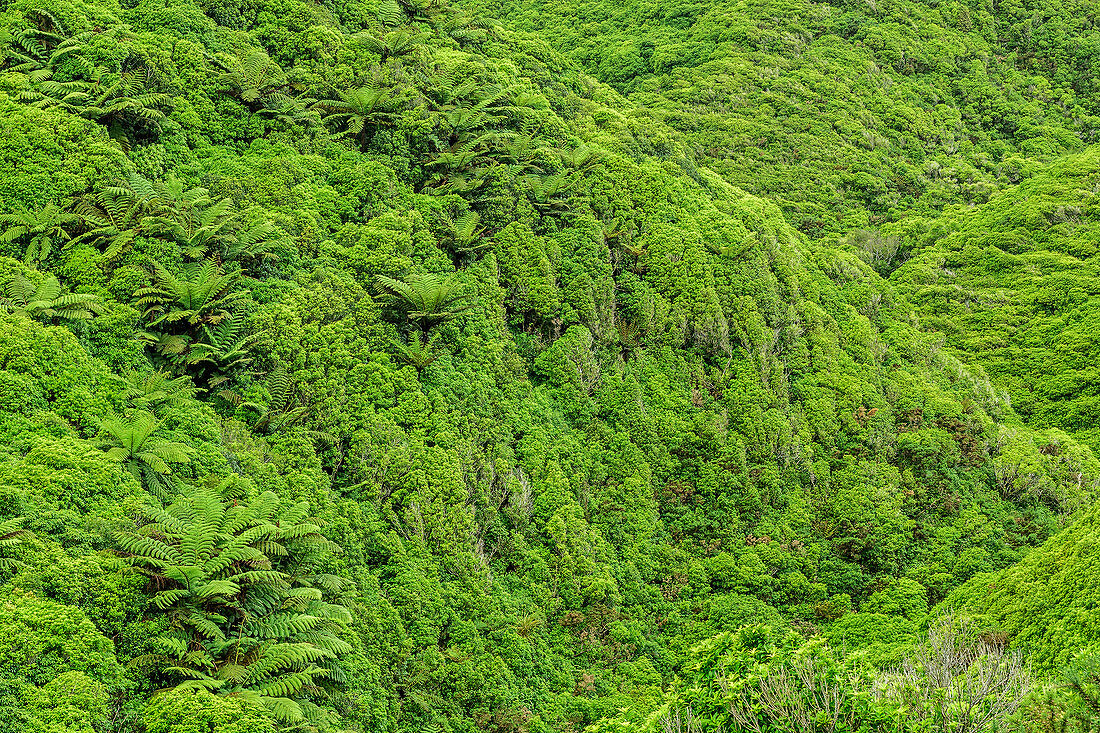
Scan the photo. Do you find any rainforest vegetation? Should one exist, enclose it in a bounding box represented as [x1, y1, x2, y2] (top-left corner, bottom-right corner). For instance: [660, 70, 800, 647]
[1, 0, 1100, 729]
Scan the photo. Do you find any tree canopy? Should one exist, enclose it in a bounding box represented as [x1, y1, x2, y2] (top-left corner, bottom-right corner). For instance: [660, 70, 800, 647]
[1, 0, 1099, 729]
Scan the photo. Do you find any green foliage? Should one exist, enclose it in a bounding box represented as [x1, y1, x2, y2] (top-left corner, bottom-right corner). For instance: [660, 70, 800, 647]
[2, 271, 102, 322]
[950, 503, 1100, 673]
[0, 311, 111, 425]
[96, 410, 192, 497]
[595, 625, 901, 732]
[465, 0, 1100, 234]
[823, 612, 917, 668]
[888, 148, 1100, 459]
[0, 0, 1097, 728]
[375, 271, 475, 332]
[0, 588, 123, 687]
[117, 484, 350, 724]
[143, 687, 276, 733]
[1020, 646, 1100, 733]
[878, 613, 1032, 733]
[0, 202, 77, 265]
[601, 617, 1033, 733]
[25, 671, 110, 733]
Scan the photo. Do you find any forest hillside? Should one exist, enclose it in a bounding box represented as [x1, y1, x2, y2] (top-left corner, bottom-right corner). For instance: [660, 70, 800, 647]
[0, 0, 1098, 730]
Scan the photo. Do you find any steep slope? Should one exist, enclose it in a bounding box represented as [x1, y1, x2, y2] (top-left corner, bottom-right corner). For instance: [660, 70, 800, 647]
[459, 0, 1098, 236]
[0, 0, 1095, 730]
[949, 501, 1100, 673]
[888, 146, 1100, 455]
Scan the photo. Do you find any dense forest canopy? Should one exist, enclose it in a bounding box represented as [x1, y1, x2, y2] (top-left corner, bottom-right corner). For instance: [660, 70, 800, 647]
[1, 0, 1099, 730]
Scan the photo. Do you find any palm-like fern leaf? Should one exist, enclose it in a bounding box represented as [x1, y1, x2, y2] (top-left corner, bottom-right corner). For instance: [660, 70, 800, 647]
[0, 517, 31, 573]
[108, 370, 198, 412]
[117, 486, 351, 716]
[97, 411, 192, 496]
[135, 259, 247, 328]
[2, 272, 102, 322]
[374, 272, 475, 331]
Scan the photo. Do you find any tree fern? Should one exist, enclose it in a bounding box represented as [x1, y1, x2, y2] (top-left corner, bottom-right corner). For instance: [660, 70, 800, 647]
[391, 332, 442, 370]
[0, 517, 31, 574]
[212, 49, 288, 111]
[117, 484, 350, 720]
[185, 316, 262, 389]
[135, 259, 247, 329]
[440, 209, 490, 267]
[222, 219, 286, 266]
[106, 370, 198, 414]
[82, 69, 171, 142]
[524, 172, 572, 212]
[559, 143, 604, 173]
[2, 272, 102, 322]
[70, 174, 157, 260]
[313, 82, 401, 149]
[0, 202, 78, 265]
[96, 411, 192, 497]
[376, 0, 406, 27]
[375, 272, 475, 332]
[218, 364, 330, 439]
